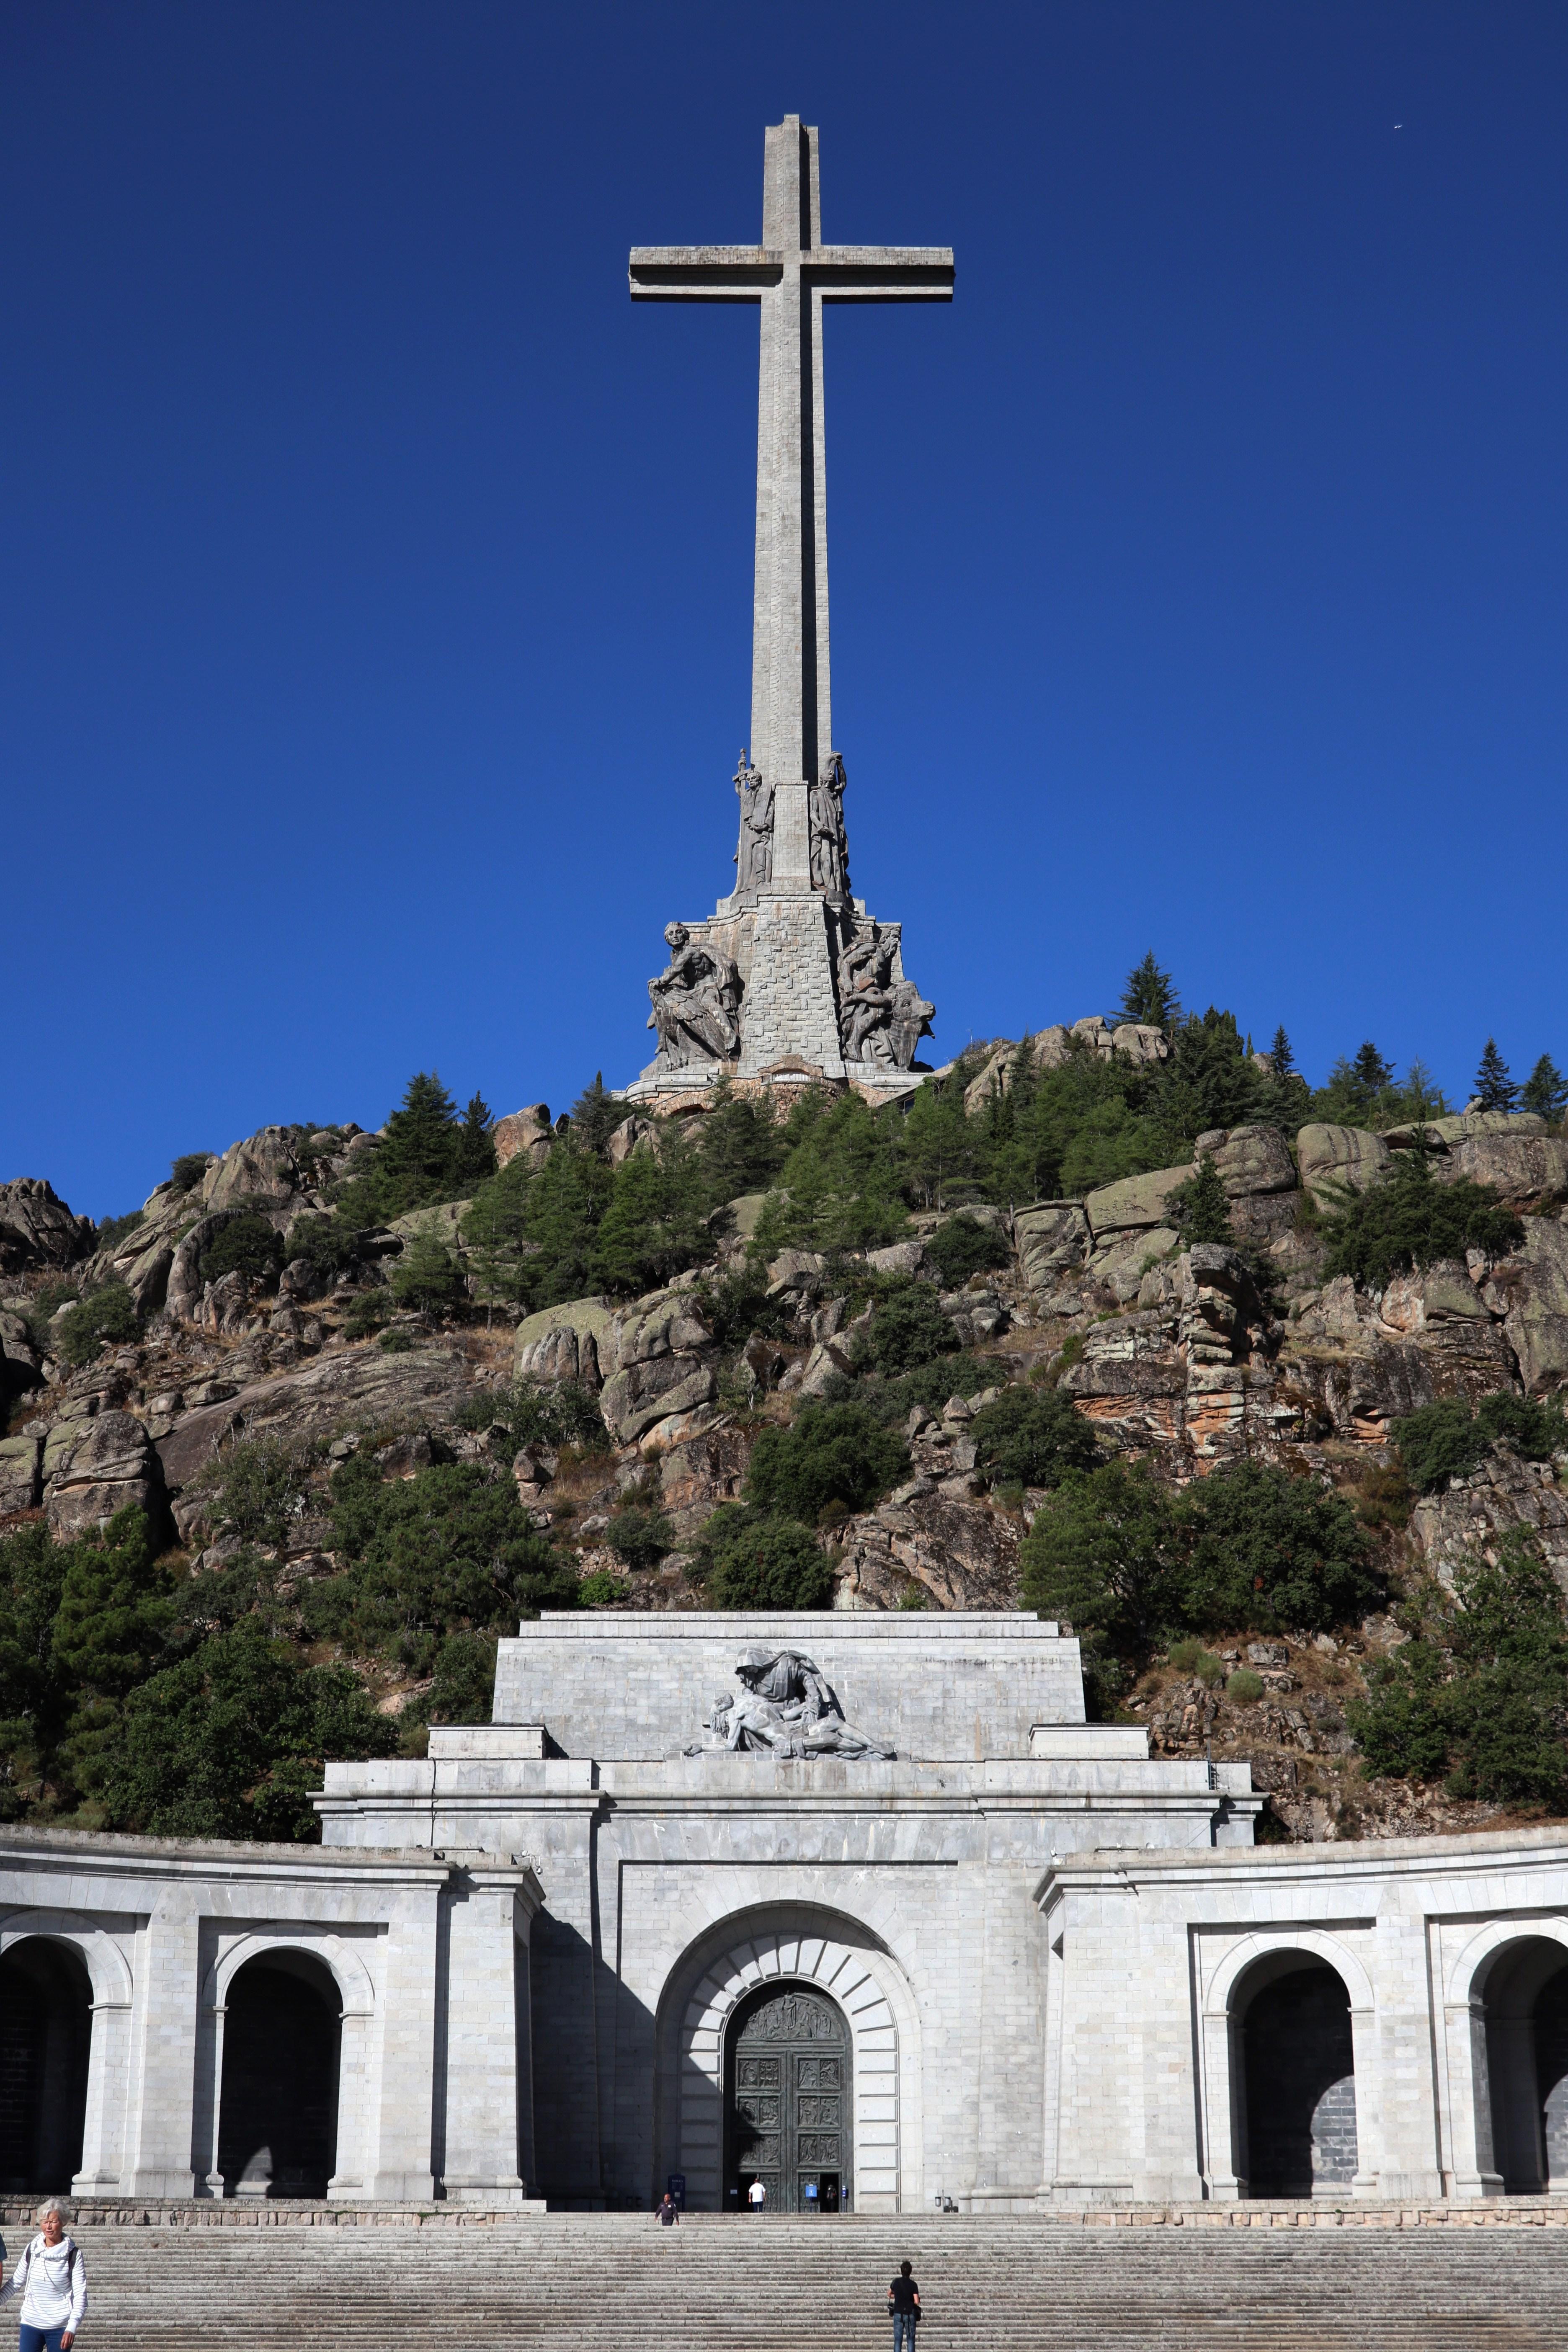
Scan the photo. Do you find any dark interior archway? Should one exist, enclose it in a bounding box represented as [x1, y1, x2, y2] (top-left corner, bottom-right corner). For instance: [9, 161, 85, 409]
[0, 1939, 92, 2194]
[217, 1953, 341, 2199]
[1482, 1937, 1568, 2194]
[724, 1983, 851, 2214]
[1238, 1958, 1358, 2198]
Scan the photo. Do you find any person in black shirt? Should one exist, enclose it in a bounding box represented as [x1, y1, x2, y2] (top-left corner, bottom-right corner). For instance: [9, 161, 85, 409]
[887, 2259, 920, 2350]
[657, 2192, 679, 2227]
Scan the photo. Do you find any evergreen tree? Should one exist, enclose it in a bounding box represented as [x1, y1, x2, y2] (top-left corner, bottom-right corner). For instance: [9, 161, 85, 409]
[1164, 1153, 1236, 1248]
[1268, 1026, 1295, 1081]
[696, 1080, 787, 1207]
[389, 1226, 465, 1316]
[570, 1074, 628, 1160]
[588, 1134, 708, 1295]
[516, 1139, 614, 1308]
[450, 1092, 497, 1191]
[1473, 1038, 1518, 1114]
[1522, 1055, 1568, 1124]
[378, 1072, 462, 1197]
[1351, 1041, 1396, 1101]
[1118, 952, 1181, 1030]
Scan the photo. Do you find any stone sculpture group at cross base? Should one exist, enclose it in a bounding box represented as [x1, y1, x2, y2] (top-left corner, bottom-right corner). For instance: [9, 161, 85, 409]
[646, 922, 742, 1068]
[685, 1649, 896, 1760]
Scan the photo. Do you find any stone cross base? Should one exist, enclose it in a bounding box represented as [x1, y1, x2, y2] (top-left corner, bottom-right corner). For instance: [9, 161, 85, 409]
[622, 891, 925, 1105]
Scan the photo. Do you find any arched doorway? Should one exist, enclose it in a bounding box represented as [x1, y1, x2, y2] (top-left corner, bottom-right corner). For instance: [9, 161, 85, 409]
[725, 1983, 851, 2215]
[1238, 1958, 1358, 2198]
[0, 1940, 91, 2193]
[1481, 1937, 1568, 2193]
[217, 1952, 341, 2198]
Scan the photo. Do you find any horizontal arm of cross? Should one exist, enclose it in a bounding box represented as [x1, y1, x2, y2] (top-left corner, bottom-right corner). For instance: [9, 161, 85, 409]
[629, 245, 954, 303]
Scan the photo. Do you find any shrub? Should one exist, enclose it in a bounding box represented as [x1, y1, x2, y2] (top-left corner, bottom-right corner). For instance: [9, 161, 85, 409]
[95, 1210, 144, 1252]
[1167, 1637, 1225, 1688]
[1227, 1669, 1265, 1703]
[699, 1507, 834, 1609]
[96, 1617, 397, 1841]
[1348, 1534, 1568, 1804]
[578, 1569, 622, 1607]
[1394, 1390, 1568, 1496]
[1320, 1150, 1523, 1289]
[170, 1153, 212, 1195]
[745, 1401, 909, 1525]
[454, 1379, 608, 1453]
[310, 1455, 581, 1665]
[284, 1215, 362, 1284]
[1021, 1457, 1380, 1655]
[379, 1329, 415, 1353]
[389, 1228, 464, 1315]
[970, 1387, 1101, 1490]
[197, 1433, 322, 1551]
[418, 1631, 498, 1726]
[851, 1282, 958, 1376]
[693, 1266, 791, 1349]
[200, 1214, 283, 1289]
[56, 1283, 139, 1366]
[1392, 1399, 1487, 1495]
[862, 1356, 992, 1426]
[343, 1288, 392, 1338]
[925, 1214, 1010, 1287]
[604, 1506, 676, 1572]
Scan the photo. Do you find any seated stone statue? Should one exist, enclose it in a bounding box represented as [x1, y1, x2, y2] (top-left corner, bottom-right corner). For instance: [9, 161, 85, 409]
[683, 1649, 894, 1760]
[647, 921, 742, 1067]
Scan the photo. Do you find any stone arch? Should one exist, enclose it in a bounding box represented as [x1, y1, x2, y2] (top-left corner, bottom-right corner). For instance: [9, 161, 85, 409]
[202, 1931, 376, 2018]
[1447, 1924, 1568, 2195]
[214, 1946, 344, 2199]
[0, 1936, 93, 2192]
[654, 1904, 920, 2213]
[1200, 1932, 1374, 2200]
[0, 1914, 135, 2195]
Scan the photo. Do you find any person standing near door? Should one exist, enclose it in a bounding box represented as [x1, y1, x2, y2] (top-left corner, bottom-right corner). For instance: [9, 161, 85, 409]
[887, 2259, 920, 2352]
[747, 2177, 766, 2214]
[3, 2202, 87, 2352]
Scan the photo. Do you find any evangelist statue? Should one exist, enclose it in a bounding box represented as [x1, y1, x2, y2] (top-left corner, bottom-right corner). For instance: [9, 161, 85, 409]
[647, 921, 742, 1067]
[808, 751, 850, 897]
[733, 749, 774, 892]
[684, 1649, 895, 1760]
[836, 921, 933, 1071]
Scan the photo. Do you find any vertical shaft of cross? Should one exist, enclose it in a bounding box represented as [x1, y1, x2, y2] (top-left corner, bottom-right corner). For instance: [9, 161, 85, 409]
[752, 118, 830, 841]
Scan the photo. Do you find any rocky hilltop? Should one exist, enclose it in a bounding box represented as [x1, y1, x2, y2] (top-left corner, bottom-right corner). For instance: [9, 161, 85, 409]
[5, 1005, 1568, 1846]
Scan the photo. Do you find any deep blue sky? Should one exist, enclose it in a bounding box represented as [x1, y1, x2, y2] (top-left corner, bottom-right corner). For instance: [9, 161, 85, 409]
[5, 3, 1566, 1218]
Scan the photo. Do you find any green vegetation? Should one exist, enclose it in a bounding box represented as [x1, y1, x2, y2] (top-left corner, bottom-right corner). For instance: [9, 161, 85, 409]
[388, 1227, 464, 1315]
[1164, 1154, 1235, 1247]
[604, 1505, 676, 1572]
[329, 1072, 496, 1233]
[1522, 1056, 1568, 1124]
[970, 1385, 1101, 1490]
[195, 1432, 324, 1550]
[924, 1213, 1011, 1287]
[170, 1153, 213, 1194]
[1167, 1637, 1225, 1688]
[696, 1506, 834, 1609]
[1473, 1038, 1517, 1114]
[578, 1569, 622, 1607]
[1020, 1458, 1380, 1710]
[1349, 1534, 1568, 1805]
[850, 1282, 958, 1376]
[745, 1401, 909, 1527]
[1227, 1668, 1265, 1703]
[304, 1454, 581, 1676]
[1118, 951, 1180, 1029]
[1310, 1042, 1447, 1132]
[56, 1283, 139, 1366]
[1393, 1391, 1568, 1496]
[0, 1509, 394, 1839]
[453, 1378, 608, 1454]
[95, 1210, 144, 1251]
[200, 1213, 284, 1289]
[1319, 1150, 1522, 1289]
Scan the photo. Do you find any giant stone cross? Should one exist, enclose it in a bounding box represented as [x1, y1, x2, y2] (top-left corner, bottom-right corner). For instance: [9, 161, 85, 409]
[624, 120, 952, 1100]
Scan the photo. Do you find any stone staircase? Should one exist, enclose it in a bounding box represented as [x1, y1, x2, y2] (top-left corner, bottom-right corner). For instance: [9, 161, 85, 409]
[13, 2209, 1568, 2349]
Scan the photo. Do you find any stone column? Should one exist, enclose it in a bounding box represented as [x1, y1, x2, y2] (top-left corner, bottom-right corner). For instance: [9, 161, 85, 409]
[364, 1885, 441, 2202]
[439, 1867, 543, 2204]
[73, 1990, 133, 2194]
[126, 1892, 200, 2197]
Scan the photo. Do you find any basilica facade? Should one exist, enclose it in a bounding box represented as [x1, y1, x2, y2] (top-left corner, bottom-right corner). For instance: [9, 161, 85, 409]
[4, 1607, 1568, 2212]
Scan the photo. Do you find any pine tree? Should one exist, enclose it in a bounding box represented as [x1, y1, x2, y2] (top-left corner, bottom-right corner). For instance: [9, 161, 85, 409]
[1118, 952, 1181, 1030]
[376, 1072, 461, 1203]
[1351, 1042, 1396, 1103]
[450, 1092, 497, 1191]
[1522, 1055, 1568, 1124]
[1165, 1153, 1236, 1247]
[570, 1073, 628, 1160]
[1473, 1039, 1518, 1114]
[1268, 1026, 1295, 1081]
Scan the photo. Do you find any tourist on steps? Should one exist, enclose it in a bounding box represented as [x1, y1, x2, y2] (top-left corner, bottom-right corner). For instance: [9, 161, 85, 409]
[887, 2259, 920, 2352]
[747, 2177, 766, 2213]
[658, 2192, 680, 2227]
[2, 2202, 88, 2352]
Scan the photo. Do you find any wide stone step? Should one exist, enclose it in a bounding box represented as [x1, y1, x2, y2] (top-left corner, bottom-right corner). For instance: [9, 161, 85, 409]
[24, 2214, 1568, 2350]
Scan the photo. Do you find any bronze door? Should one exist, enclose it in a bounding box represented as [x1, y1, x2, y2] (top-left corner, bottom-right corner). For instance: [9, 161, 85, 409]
[727, 1985, 850, 2213]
